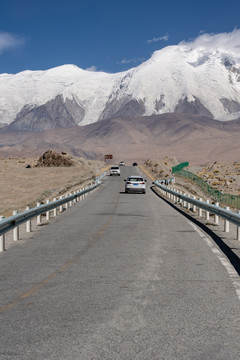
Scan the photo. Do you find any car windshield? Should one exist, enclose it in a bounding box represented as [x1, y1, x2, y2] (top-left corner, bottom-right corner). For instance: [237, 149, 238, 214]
[128, 177, 143, 182]
[111, 167, 119, 169]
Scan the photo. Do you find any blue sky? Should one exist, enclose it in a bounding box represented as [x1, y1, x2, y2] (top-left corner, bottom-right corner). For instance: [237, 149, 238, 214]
[0, 0, 240, 74]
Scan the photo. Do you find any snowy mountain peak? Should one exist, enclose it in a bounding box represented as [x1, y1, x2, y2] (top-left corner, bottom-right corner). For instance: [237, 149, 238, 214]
[1, 40, 240, 130]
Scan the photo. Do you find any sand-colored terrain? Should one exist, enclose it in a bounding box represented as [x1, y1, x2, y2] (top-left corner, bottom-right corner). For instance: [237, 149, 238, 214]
[0, 153, 107, 217]
[143, 157, 240, 201]
[1, 152, 239, 219]
[192, 162, 240, 195]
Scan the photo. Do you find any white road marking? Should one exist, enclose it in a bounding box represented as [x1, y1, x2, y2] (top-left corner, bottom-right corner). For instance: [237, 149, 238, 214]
[188, 221, 240, 302]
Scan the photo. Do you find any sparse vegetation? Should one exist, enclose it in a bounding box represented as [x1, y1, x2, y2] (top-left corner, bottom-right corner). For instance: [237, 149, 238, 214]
[212, 181, 222, 185]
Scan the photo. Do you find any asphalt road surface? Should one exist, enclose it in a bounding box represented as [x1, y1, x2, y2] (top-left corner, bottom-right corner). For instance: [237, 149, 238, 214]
[0, 166, 240, 359]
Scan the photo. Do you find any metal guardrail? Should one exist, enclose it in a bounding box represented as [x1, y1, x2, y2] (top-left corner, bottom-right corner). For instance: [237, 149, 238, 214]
[0, 180, 101, 242]
[153, 180, 240, 239]
[95, 171, 107, 182]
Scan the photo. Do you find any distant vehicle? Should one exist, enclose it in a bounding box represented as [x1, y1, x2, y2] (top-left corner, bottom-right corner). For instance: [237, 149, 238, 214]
[124, 175, 147, 194]
[119, 161, 125, 166]
[132, 162, 138, 166]
[110, 165, 120, 176]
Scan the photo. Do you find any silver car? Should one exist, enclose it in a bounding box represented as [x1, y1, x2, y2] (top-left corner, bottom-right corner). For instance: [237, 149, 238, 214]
[110, 165, 120, 176]
[124, 176, 147, 194]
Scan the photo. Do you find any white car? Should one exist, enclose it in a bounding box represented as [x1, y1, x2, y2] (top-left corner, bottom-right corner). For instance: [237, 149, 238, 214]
[119, 161, 125, 166]
[124, 175, 147, 193]
[110, 165, 120, 176]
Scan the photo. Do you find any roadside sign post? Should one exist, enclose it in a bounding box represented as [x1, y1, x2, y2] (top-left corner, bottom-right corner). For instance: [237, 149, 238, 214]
[104, 154, 113, 163]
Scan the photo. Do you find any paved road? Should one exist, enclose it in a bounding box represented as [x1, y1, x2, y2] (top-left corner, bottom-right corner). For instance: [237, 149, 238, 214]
[0, 166, 240, 359]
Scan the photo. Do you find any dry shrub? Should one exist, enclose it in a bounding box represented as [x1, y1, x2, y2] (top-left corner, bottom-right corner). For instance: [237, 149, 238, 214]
[212, 181, 222, 185]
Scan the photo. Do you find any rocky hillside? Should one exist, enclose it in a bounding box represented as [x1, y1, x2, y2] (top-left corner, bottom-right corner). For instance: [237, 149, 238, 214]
[1, 113, 240, 164]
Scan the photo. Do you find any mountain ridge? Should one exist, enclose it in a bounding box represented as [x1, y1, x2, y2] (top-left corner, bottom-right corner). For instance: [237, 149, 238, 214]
[0, 114, 239, 164]
[1, 43, 240, 130]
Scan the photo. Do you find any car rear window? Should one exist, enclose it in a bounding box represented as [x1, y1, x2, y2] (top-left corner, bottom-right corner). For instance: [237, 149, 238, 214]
[111, 166, 119, 169]
[128, 178, 143, 182]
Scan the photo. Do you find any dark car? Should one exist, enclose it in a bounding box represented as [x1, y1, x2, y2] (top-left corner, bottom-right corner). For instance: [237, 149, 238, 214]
[132, 162, 138, 166]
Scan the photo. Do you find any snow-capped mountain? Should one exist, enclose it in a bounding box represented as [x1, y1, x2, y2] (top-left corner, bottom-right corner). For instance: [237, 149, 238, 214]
[1, 43, 240, 131]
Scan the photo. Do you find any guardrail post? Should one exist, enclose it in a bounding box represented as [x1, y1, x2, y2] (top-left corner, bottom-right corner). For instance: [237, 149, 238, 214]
[53, 198, 57, 217]
[173, 191, 176, 203]
[26, 206, 31, 233]
[206, 200, 210, 221]
[214, 203, 219, 225]
[0, 216, 5, 252]
[68, 193, 72, 207]
[65, 195, 69, 209]
[46, 200, 50, 221]
[37, 202, 41, 225]
[224, 207, 230, 233]
[192, 196, 197, 212]
[175, 190, 178, 202]
[72, 192, 75, 204]
[187, 196, 191, 210]
[237, 211, 240, 241]
[179, 191, 183, 205]
[13, 210, 19, 241]
[183, 193, 187, 208]
[59, 196, 63, 212]
[177, 190, 181, 203]
[172, 190, 175, 202]
[198, 198, 203, 217]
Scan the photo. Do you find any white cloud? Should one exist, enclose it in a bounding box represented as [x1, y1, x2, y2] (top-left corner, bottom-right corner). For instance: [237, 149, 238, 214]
[147, 34, 169, 44]
[117, 57, 145, 65]
[179, 29, 240, 55]
[86, 65, 98, 72]
[0, 32, 25, 54]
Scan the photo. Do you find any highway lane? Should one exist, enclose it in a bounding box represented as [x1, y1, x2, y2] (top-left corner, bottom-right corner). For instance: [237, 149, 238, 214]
[0, 166, 240, 359]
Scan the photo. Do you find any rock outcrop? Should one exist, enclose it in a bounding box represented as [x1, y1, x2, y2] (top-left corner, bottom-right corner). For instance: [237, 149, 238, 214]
[36, 150, 74, 167]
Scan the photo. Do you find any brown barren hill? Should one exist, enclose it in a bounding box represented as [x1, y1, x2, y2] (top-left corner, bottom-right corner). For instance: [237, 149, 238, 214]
[0, 114, 239, 164]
